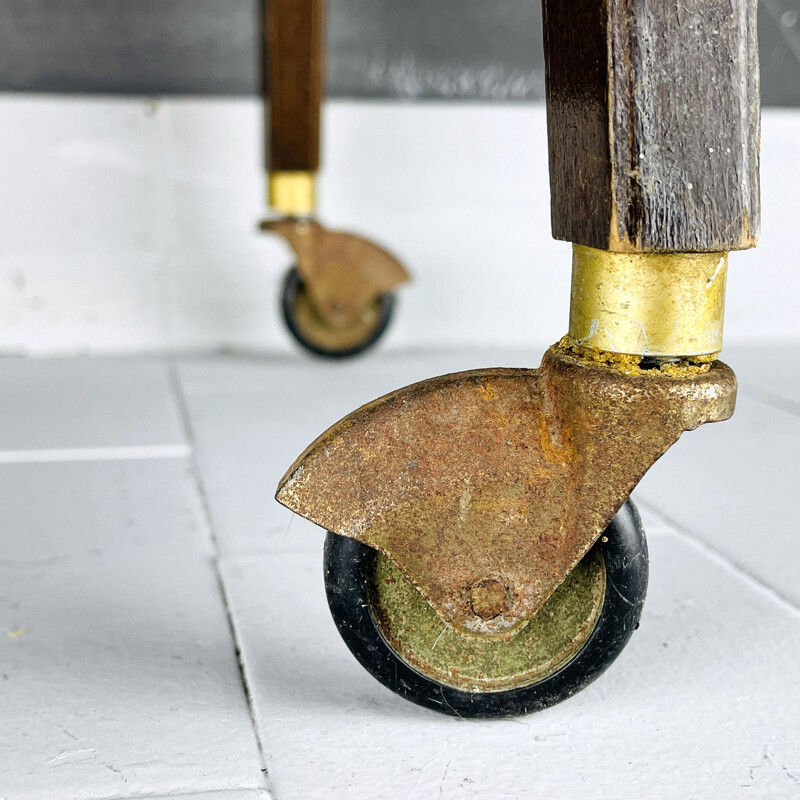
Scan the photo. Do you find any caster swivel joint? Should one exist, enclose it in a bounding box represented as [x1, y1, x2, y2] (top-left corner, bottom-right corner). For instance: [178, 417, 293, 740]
[275, 0, 760, 717]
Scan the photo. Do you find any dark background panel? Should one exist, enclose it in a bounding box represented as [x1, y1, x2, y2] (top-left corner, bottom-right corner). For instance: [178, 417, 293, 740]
[0, 0, 261, 95]
[0, 0, 797, 105]
[327, 0, 543, 100]
[761, 0, 800, 105]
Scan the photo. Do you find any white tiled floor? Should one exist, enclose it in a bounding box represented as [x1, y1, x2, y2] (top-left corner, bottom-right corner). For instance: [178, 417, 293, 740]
[2, 346, 799, 799]
[0, 358, 187, 454]
[636, 345, 800, 608]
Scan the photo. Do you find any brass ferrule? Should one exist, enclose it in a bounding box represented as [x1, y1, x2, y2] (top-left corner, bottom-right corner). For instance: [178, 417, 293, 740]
[269, 171, 316, 216]
[568, 245, 728, 358]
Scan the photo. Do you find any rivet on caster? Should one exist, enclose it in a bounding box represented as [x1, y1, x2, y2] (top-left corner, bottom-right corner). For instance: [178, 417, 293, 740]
[274, 0, 759, 717]
[260, 0, 410, 358]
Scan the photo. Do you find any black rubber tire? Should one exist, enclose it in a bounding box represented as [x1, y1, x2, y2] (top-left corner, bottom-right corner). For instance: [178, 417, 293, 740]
[324, 499, 648, 718]
[281, 267, 395, 359]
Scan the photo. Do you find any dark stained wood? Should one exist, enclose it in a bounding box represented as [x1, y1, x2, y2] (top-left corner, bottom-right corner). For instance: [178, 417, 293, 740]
[541, 0, 612, 251]
[265, 0, 325, 172]
[542, 0, 761, 253]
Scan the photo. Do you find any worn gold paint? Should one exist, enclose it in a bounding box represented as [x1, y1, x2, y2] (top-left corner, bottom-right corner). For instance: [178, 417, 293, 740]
[276, 342, 737, 637]
[569, 244, 728, 356]
[371, 546, 605, 691]
[268, 171, 316, 216]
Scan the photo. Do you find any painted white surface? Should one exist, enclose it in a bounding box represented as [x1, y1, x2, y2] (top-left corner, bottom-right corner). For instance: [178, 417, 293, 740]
[221, 532, 800, 800]
[138, 794, 269, 800]
[2, 551, 265, 799]
[0, 458, 207, 562]
[635, 345, 800, 607]
[2, 350, 800, 798]
[0, 357, 185, 451]
[723, 344, 800, 413]
[134, 794, 269, 800]
[0, 97, 799, 355]
[0, 357, 268, 800]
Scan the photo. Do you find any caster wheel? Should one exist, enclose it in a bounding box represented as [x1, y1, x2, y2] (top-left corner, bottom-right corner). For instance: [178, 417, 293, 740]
[324, 499, 648, 718]
[281, 267, 395, 359]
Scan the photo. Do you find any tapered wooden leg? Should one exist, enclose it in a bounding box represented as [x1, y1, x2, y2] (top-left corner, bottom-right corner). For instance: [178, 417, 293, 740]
[264, 0, 324, 216]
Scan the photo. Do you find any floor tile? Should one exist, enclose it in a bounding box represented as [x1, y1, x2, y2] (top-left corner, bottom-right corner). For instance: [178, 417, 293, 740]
[634, 393, 800, 607]
[724, 344, 800, 410]
[176, 348, 545, 398]
[2, 350, 797, 799]
[1, 554, 265, 800]
[0, 358, 186, 453]
[0, 460, 265, 800]
[139, 793, 270, 800]
[0, 459, 210, 563]
[220, 531, 800, 800]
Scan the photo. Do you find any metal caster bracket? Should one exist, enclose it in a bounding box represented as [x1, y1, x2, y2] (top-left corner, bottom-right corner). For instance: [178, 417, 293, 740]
[261, 218, 410, 331]
[276, 341, 736, 638]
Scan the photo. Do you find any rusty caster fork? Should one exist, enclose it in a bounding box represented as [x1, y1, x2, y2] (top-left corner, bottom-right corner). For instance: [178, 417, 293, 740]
[276, 0, 760, 718]
[261, 0, 410, 358]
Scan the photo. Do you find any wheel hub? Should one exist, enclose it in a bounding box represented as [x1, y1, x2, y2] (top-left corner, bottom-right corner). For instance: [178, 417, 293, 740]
[369, 546, 606, 693]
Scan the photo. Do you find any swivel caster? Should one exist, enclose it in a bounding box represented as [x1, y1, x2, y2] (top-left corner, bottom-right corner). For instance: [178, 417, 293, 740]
[277, 346, 736, 717]
[324, 500, 648, 718]
[263, 216, 407, 359]
[261, 0, 409, 358]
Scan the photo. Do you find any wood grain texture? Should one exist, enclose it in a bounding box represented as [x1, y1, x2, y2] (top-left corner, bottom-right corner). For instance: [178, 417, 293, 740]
[542, 0, 761, 253]
[265, 0, 325, 172]
[541, 0, 612, 251]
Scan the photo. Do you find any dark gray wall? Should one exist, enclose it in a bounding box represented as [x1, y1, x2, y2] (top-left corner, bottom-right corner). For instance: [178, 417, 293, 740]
[0, 0, 798, 105]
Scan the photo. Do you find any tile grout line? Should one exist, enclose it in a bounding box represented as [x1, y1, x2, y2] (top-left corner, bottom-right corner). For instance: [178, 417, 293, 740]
[167, 360, 275, 799]
[82, 791, 268, 800]
[636, 497, 800, 619]
[0, 444, 191, 464]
